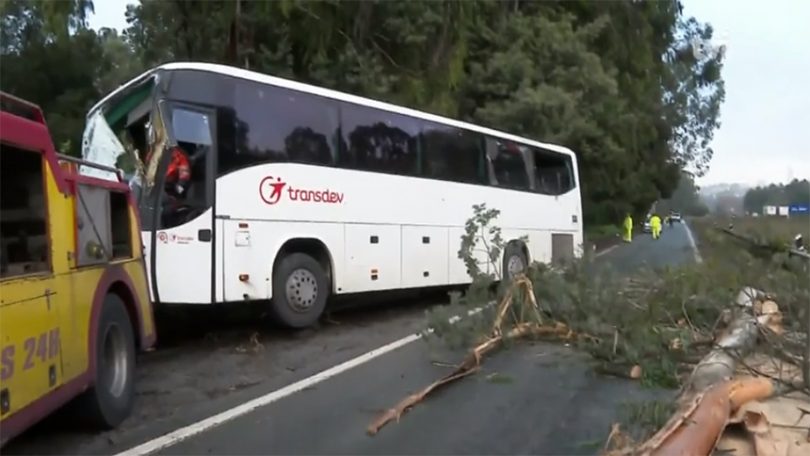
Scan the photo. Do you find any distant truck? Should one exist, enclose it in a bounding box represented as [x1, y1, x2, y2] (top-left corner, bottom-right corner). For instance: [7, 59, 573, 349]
[0, 92, 156, 446]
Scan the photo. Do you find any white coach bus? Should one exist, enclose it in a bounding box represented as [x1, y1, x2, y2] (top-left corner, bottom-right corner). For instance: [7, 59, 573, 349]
[81, 62, 583, 328]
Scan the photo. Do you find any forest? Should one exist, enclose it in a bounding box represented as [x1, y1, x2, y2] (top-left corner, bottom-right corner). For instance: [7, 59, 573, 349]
[0, 0, 725, 226]
[743, 179, 810, 214]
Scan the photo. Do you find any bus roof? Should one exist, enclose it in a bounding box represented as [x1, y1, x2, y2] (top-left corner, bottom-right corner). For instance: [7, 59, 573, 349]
[89, 62, 577, 160]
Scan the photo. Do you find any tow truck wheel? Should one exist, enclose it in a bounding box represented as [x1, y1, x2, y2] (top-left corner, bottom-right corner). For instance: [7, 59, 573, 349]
[270, 253, 329, 328]
[79, 293, 136, 429]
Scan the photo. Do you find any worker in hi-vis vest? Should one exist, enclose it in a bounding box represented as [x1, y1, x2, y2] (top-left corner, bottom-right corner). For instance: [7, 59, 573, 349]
[650, 213, 662, 240]
[622, 213, 633, 243]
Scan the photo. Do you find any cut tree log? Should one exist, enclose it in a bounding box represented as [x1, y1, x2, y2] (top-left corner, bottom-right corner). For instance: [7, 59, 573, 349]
[617, 287, 783, 456]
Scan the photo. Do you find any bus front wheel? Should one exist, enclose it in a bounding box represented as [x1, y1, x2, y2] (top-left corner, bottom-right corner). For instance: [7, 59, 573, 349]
[270, 253, 329, 328]
[79, 293, 136, 429]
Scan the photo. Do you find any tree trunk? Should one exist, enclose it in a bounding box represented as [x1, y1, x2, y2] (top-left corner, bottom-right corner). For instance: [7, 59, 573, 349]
[235, 0, 241, 67]
[629, 287, 779, 456]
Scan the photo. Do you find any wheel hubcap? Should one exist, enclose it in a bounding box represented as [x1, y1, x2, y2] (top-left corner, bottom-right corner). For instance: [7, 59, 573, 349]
[102, 323, 128, 398]
[285, 268, 318, 313]
[507, 255, 525, 278]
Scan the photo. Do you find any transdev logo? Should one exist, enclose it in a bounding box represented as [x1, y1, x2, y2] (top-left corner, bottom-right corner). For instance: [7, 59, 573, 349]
[260, 176, 287, 205]
[259, 176, 344, 205]
[157, 231, 193, 244]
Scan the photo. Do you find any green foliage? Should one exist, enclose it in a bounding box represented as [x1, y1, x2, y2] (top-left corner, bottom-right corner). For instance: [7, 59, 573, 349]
[1, 1, 725, 225]
[526, 259, 734, 388]
[656, 171, 710, 216]
[426, 202, 506, 349]
[691, 217, 810, 330]
[431, 210, 809, 392]
[1, 0, 108, 156]
[584, 224, 623, 247]
[619, 399, 677, 440]
[458, 203, 505, 281]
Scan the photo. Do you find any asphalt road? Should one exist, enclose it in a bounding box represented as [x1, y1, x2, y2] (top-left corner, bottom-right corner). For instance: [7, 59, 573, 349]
[5, 222, 698, 455]
[599, 221, 698, 274]
[152, 224, 696, 456]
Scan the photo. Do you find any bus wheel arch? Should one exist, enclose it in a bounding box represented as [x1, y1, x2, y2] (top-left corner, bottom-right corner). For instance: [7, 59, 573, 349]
[269, 238, 333, 328]
[502, 239, 529, 280]
[272, 238, 334, 292]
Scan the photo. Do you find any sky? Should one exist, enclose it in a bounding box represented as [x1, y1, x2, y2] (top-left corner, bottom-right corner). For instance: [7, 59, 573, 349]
[88, 0, 809, 187]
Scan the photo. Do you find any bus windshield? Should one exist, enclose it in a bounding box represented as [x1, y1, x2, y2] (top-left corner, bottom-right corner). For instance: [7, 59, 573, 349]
[82, 79, 157, 200]
[81, 110, 127, 181]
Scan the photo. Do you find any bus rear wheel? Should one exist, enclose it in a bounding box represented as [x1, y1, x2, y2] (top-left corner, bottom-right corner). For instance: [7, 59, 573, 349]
[503, 243, 528, 281]
[79, 293, 136, 429]
[270, 253, 329, 328]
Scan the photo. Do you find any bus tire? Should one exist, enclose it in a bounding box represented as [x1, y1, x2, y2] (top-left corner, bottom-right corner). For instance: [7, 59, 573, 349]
[502, 242, 528, 281]
[79, 293, 136, 429]
[270, 252, 329, 328]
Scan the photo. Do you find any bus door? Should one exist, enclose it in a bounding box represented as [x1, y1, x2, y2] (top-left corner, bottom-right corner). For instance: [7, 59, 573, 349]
[144, 104, 216, 304]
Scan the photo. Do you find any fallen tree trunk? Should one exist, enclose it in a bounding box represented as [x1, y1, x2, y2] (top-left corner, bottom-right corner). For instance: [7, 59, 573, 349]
[718, 227, 810, 261]
[620, 287, 781, 456]
[681, 288, 764, 395]
[718, 227, 810, 392]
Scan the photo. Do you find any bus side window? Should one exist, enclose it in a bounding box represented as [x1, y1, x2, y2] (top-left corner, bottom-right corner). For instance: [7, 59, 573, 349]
[420, 123, 484, 185]
[0, 144, 49, 277]
[220, 81, 338, 177]
[339, 103, 420, 176]
[532, 147, 575, 195]
[157, 107, 215, 228]
[172, 109, 213, 207]
[487, 138, 531, 191]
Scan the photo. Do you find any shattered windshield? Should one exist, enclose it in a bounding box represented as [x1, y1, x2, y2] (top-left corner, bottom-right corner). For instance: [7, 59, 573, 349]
[81, 79, 160, 203]
[81, 111, 126, 181]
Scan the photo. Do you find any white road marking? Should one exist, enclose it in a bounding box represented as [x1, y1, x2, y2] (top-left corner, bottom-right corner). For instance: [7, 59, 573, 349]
[114, 306, 487, 456]
[595, 244, 619, 257]
[683, 221, 704, 264]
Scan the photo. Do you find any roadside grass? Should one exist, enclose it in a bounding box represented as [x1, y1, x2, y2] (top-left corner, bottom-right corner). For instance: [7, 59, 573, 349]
[585, 224, 623, 239]
[691, 215, 809, 258]
[725, 214, 808, 240]
[689, 216, 810, 331]
[617, 399, 678, 442]
[585, 224, 623, 251]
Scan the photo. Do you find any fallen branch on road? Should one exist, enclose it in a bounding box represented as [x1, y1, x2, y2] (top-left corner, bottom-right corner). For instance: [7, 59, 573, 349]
[367, 276, 573, 436]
